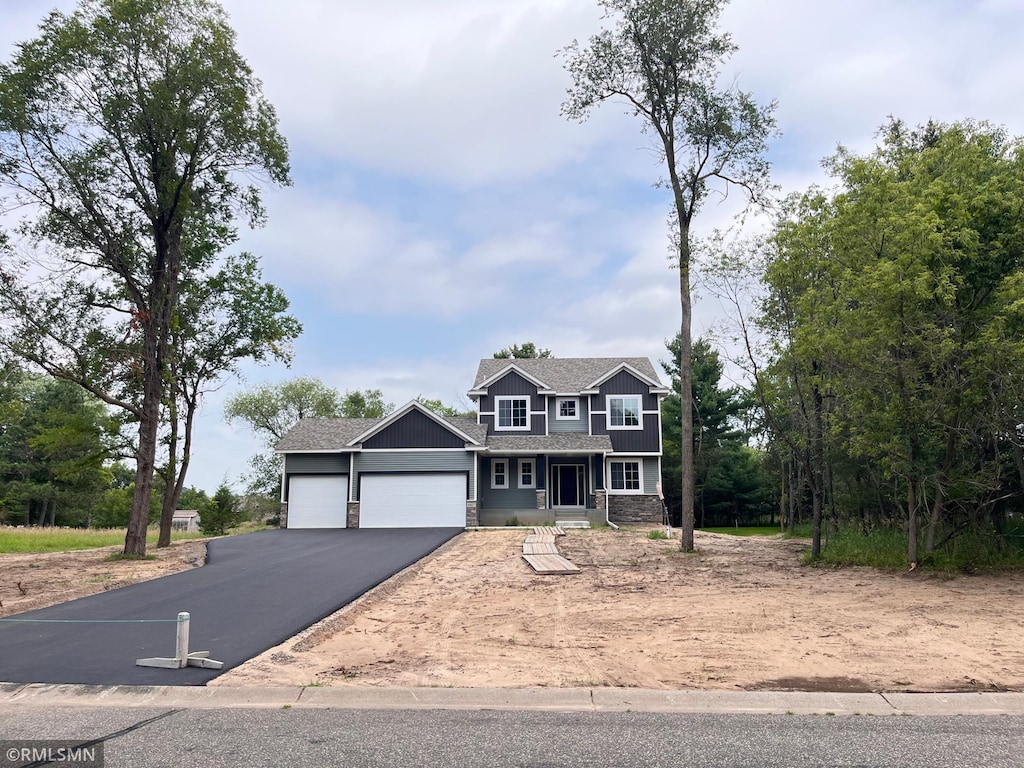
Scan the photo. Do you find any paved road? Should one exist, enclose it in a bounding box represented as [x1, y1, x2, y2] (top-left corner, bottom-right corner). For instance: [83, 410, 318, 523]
[0, 528, 461, 686]
[0, 707, 1021, 768]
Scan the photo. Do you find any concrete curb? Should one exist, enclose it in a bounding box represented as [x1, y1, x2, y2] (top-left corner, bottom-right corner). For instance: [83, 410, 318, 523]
[1, 683, 1023, 715]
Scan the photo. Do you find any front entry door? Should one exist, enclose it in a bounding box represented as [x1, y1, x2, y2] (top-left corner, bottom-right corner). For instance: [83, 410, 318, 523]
[552, 464, 585, 507]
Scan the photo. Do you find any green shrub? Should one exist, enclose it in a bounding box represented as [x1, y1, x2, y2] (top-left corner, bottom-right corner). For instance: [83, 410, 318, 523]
[647, 529, 669, 540]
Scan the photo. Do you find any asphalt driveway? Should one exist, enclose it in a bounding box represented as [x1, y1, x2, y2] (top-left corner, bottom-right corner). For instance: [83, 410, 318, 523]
[0, 528, 462, 686]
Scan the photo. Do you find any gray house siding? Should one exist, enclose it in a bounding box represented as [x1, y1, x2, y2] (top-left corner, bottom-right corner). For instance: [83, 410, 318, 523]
[284, 453, 348, 473]
[597, 370, 659, 411]
[479, 456, 538, 509]
[352, 451, 475, 500]
[362, 410, 465, 449]
[642, 457, 660, 494]
[548, 396, 588, 433]
[607, 420, 661, 453]
[478, 371, 547, 437]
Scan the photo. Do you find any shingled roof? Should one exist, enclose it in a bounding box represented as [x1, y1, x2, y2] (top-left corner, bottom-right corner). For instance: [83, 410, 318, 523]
[471, 357, 665, 393]
[276, 415, 486, 452]
[484, 434, 613, 453]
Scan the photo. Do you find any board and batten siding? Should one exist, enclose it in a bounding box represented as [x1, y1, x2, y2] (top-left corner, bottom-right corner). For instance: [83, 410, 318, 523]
[548, 397, 588, 433]
[478, 371, 547, 436]
[353, 451, 475, 500]
[362, 409, 466, 449]
[284, 453, 349, 474]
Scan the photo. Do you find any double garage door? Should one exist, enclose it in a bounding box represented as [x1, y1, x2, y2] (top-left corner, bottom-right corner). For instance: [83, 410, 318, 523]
[288, 473, 466, 529]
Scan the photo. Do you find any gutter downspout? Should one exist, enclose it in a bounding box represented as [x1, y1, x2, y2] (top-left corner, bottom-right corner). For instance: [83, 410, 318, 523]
[602, 450, 618, 530]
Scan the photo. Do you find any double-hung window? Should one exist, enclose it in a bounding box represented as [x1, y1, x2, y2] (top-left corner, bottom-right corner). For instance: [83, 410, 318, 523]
[496, 396, 529, 430]
[492, 459, 509, 489]
[610, 460, 641, 492]
[519, 459, 535, 489]
[607, 395, 641, 429]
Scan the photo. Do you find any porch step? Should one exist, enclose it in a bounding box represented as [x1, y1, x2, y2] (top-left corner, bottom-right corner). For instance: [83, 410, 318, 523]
[555, 520, 590, 529]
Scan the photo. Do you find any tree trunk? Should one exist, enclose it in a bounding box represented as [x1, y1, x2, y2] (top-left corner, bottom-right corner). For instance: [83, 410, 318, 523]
[158, 393, 196, 547]
[124, 228, 183, 557]
[907, 475, 919, 567]
[678, 227, 695, 552]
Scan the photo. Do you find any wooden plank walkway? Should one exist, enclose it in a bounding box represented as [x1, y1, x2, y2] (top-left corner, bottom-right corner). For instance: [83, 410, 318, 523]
[522, 541, 559, 555]
[522, 527, 579, 574]
[522, 553, 581, 575]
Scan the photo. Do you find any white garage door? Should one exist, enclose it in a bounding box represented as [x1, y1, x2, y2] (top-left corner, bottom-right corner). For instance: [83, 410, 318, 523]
[359, 473, 466, 528]
[288, 475, 348, 529]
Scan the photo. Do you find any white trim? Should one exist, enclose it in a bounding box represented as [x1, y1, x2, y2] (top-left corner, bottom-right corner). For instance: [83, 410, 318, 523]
[606, 395, 643, 430]
[275, 448, 348, 454]
[518, 459, 535, 489]
[555, 397, 579, 420]
[359, 447, 470, 452]
[608, 459, 643, 494]
[495, 395, 531, 431]
[491, 458, 509, 489]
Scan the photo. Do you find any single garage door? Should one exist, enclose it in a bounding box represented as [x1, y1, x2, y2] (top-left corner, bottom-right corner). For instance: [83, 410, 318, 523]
[288, 475, 348, 528]
[359, 473, 466, 528]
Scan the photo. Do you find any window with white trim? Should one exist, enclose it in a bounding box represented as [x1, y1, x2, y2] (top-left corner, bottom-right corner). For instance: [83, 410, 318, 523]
[609, 460, 642, 491]
[519, 459, 535, 489]
[607, 395, 641, 429]
[491, 459, 508, 489]
[556, 398, 579, 420]
[496, 396, 529, 430]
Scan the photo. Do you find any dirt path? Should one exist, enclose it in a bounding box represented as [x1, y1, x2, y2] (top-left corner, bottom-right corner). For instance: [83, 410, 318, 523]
[0, 539, 207, 617]
[213, 528, 1024, 692]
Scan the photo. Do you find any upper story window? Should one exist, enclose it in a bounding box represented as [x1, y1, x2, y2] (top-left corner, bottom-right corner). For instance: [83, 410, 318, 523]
[607, 395, 641, 429]
[556, 398, 579, 420]
[496, 396, 530, 431]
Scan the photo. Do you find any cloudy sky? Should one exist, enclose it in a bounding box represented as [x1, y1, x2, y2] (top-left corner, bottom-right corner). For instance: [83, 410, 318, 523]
[4, 0, 1023, 494]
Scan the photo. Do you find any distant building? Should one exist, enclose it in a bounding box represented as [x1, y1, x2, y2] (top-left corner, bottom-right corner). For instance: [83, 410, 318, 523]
[171, 509, 201, 532]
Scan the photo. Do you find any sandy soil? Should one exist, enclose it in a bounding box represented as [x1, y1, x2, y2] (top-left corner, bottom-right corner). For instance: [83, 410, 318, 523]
[0, 539, 207, 617]
[212, 528, 1024, 693]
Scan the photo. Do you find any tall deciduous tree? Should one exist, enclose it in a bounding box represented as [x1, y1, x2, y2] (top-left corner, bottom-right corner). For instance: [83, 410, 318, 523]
[224, 377, 344, 496]
[759, 120, 1024, 565]
[0, 0, 290, 555]
[561, 0, 776, 550]
[155, 253, 301, 547]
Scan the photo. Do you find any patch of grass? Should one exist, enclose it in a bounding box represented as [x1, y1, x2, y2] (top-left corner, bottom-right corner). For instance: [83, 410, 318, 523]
[806, 524, 1024, 572]
[0, 522, 265, 554]
[699, 526, 785, 537]
[105, 553, 158, 562]
[505, 517, 521, 527]
[804, 528, 907, 569]
[647, 529, 669, 540]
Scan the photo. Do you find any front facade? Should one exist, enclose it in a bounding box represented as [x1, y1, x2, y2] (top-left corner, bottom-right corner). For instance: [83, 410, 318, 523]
[275, 357, 667, 529]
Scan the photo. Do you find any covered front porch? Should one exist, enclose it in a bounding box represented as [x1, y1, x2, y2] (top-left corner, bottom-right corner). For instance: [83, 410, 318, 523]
[477, 452, 608, 527]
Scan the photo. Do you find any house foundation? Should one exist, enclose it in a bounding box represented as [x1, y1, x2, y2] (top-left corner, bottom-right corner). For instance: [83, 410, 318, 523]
[607, 495, 662, 524]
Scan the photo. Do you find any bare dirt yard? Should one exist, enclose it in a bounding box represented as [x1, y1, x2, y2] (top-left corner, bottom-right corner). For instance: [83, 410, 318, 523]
[211, 528, 1024, 693]
[5, 529, 1022, 693]
[0, 539, 207, 617]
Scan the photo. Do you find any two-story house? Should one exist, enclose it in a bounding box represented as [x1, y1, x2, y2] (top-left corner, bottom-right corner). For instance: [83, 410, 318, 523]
[274, 357, 668, 528]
